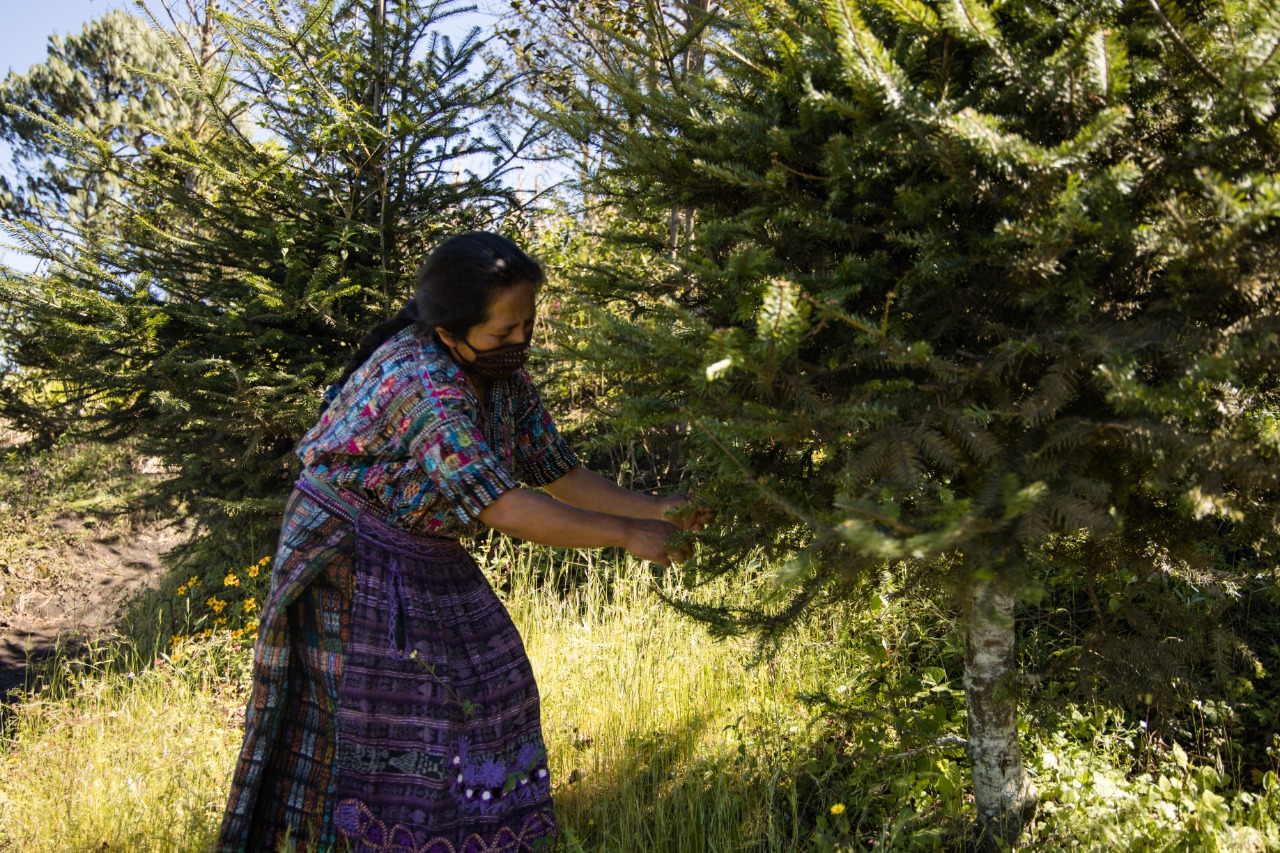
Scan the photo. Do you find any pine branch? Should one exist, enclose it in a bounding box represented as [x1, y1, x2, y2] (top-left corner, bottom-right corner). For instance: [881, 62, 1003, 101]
[1144, 0, 1225, 89]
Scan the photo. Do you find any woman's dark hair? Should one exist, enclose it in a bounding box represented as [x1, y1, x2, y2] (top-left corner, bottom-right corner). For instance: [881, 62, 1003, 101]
[331, 232, 544, 393]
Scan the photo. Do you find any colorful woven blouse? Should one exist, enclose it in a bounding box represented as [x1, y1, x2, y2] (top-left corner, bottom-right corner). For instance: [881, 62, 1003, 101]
[297, 327, 578, 538]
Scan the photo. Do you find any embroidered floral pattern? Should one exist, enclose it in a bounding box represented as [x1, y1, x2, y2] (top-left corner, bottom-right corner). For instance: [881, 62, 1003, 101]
[334, 800, 558, 853]
[448, 738, 550, 816]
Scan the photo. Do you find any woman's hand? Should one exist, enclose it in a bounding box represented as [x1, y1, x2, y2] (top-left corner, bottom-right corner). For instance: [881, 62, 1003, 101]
[656, 494, 715, 532]
[623, 518, 689, 567]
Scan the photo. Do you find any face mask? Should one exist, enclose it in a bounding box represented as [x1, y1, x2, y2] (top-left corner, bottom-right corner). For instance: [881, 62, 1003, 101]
[455, 335, 531, 380]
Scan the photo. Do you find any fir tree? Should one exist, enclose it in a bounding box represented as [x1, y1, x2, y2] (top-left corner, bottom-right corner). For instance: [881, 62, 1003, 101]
[0, 9, 203, 234]
[554, 0, 1280, 842]
[0, 0, 527, 568]
[498, 0, 717, 477]
[0, 9, 210, 443]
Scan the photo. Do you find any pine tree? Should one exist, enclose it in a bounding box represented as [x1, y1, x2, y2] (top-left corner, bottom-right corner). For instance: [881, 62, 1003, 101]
[497, 0, 717, 480]
[498, 0, 711, 190]
[553, 0, 1280, 842]
[0, 9, 209, 443]
[0, 9, 202, 234]
[0, 0, 527, 568]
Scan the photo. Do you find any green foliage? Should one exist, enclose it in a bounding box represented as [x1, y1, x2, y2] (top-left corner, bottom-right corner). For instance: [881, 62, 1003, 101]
[552, 0, 1280, 835]
[1025, 707, 1280, 851]
[0, 9, 202, 231]
[498, 0, 712, 188]
[0, 1, 528, 570]
[554, 0, 1280, 641]
[1020, 529, 1280, 792]
[0, 10, 211, 445]
[520, 205, 696, 491]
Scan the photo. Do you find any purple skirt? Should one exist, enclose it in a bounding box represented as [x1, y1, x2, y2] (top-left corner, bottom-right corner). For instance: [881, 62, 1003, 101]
[297, 476, 558, 852]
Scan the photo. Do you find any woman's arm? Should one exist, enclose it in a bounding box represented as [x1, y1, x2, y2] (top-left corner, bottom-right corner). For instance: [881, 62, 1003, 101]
[477, 486, 687, 566]
[542, 465, 665, 519]
[542, 465, 713, 531]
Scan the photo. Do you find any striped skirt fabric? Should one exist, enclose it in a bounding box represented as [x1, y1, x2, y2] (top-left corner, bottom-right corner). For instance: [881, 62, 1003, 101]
[217, 483, 558, 852]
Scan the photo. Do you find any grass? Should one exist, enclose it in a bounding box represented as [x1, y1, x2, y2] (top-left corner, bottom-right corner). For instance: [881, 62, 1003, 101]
[0, 542, 865, 852]
[508, 545, 852, 851]
[3, 439, 1280, 851]
[0, 639, 246, 852]
[5, 538, 1280, 851]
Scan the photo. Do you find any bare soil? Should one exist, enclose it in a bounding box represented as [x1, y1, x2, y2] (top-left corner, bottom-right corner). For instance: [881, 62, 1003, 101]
[0, 509, 187, 699]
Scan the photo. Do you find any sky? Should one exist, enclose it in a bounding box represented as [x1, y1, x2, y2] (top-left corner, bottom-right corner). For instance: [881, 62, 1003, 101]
[2, 1, 500, 77]
[2, 0, 129, 78]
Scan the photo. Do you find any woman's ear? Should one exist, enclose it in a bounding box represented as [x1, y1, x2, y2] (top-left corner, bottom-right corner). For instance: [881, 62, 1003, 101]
[435, 326, 457, 349]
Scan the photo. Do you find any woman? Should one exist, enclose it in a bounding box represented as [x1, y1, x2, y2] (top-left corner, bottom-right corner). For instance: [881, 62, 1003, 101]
[218, 232, 706, 852]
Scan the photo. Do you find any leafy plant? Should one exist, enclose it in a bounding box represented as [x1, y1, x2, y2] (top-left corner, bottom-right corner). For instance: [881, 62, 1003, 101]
[552, 0, 1280, 842]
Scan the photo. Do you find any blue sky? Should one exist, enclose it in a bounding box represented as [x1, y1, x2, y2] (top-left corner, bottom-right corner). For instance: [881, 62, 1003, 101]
[2, 0, 127, 78]
[3, 1, 500, 78]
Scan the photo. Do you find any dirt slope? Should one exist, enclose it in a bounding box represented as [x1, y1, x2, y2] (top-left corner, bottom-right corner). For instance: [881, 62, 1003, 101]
[0, 512, 186, 698]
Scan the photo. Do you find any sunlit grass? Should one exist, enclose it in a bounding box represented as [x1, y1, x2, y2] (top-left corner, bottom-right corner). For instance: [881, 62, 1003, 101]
[0, 545, 859, 853]
[4, 541, 1280, 851]
[504, 544, 851, 851]
[0, 639, 246, 852]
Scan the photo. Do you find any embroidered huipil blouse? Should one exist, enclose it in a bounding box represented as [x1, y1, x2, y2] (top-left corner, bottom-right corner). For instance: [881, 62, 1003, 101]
[297, 327, 578, 538]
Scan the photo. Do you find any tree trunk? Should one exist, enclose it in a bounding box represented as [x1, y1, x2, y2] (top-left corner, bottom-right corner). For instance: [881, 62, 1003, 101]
[192, 0, 218, 142]
[668, 0, 709, 257]
[963, 577, 1036, 848]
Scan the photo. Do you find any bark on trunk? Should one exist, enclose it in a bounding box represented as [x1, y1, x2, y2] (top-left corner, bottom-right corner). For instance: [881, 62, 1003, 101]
[668, 0, 710, 258]
[963, 578, 1036, 848]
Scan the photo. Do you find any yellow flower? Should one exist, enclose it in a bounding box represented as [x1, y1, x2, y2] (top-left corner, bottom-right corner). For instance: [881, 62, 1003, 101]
[830, 803, 846, 815]
[243, 598, 258, 614]
[188, 576, 200, 586]
[207, 596, 227, 614]
[224, 573, 240, 587]
[214, 617, 227, 628]
[247, 564, 260, 578]
[176, 585, 188, 596]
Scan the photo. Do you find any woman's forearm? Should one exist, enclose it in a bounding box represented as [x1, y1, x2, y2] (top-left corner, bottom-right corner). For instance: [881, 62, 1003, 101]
[541, 465, 666, 520]
[477, 487, 683, 565]
[477, 486, 634, 549]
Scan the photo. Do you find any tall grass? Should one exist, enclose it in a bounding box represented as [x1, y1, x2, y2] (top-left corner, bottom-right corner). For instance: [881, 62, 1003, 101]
[0, 544, 862, 852]
[4, 540, 1280, 851]
[0, 639, 247, 852]
[503, 542, 855, 851]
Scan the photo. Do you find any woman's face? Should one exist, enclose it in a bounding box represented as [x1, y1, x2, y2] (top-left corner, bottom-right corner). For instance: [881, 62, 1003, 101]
[436, 280, 537, 360]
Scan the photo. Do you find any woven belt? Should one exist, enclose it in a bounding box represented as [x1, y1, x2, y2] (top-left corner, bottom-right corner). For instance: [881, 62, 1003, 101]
[295, 470, 461, 559]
